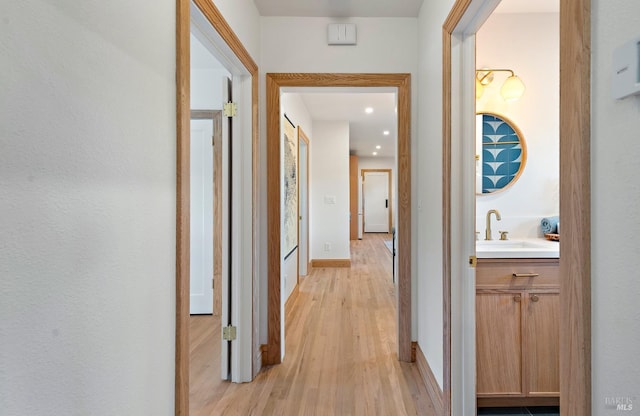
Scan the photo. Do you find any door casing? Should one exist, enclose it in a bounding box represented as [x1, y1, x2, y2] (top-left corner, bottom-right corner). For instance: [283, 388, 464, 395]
[265, 73, 412, 365]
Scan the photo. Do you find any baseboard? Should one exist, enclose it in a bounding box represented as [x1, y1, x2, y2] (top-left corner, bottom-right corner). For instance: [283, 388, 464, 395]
[310, 259, 351, 268]
[260, 344, 268, 368]
[416, 343, 444, 414]
[284, 283, 299, 317]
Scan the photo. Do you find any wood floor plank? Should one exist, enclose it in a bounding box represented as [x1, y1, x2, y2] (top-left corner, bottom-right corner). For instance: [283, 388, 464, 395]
[189, 233, 435, 415]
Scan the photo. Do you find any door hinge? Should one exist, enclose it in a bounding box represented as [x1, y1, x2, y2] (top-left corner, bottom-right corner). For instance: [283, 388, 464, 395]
[212, 135, 215, 146]
[212, 278, 214, 289]
[222, 325, 237, 341]
[223, 102, 237, 117]
[469, 255, 477, 268]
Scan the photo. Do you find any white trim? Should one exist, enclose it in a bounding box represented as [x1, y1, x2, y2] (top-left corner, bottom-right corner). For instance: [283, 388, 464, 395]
[450, 0, 502, 412]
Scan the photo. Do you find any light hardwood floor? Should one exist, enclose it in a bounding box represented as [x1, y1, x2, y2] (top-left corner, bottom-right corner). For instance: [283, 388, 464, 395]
[189, 233, 435, 415]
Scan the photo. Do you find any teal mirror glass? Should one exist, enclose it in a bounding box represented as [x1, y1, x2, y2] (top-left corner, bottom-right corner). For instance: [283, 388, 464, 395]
[476, 113, 527, 195]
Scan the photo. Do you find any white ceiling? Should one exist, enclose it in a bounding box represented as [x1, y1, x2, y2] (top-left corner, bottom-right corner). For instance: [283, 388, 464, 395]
[294, 91, 398, 158]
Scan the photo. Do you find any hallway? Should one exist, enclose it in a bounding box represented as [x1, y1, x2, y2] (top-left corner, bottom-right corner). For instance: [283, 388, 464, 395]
[190, 233, 436, 415]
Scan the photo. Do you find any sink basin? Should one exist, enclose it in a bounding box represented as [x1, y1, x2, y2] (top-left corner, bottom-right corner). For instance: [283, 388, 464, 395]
[476, 240, 547, 249]
[476, 238, 559, 258]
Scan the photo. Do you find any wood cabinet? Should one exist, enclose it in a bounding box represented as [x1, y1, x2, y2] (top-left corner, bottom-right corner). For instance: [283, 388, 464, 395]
[476, 259, 559, 407]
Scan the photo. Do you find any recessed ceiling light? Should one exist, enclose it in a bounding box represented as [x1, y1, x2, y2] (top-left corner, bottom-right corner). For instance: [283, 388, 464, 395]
[376, 145, 381, 149]
[372, 152, 378, 156]
[365, 107, 374, 114]
[383, 130, 390, 136]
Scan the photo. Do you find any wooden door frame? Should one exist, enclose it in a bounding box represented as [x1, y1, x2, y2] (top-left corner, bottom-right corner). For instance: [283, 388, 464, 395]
[265, 73, 412, 364]
[442, 0, 590, 414]
[298, 127, 311, 281]
[361, 168, 393, 235]
[176, 1, 259, 414]
[349, 155, 359, 240]
[190, 110, 223, 316]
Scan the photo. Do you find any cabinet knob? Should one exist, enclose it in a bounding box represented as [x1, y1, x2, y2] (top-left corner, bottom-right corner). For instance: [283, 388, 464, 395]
[530, 294, 540, 302]
[513, 295, 522, 303]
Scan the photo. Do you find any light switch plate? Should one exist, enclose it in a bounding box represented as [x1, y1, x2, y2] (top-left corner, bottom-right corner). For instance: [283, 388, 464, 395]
[324, 195, 336, 204]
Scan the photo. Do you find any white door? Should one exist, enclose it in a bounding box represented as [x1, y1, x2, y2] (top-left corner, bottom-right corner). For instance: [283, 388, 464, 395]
[298, 137, 309, 276]
[220, 76, 232, 380]
[363, 171, 390, 233]
[190, 119, 214, 314]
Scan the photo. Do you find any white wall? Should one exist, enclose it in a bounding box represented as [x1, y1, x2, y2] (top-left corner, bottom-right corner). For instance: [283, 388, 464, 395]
[190, 68, 228, 110]
[259, 15, 420, 343]
[310, 121, 351, 260]
[213, 0, 261, 61]
[591, 0, 640, 412]
[0, 1, 176, 415]
[190, 32, 232, 110]
[476, 13, 559, 238]
[416, 0, 456, 389]
[281, 94, 313, 139]
[260, 17, 418, 74]
[280, 93, 313, 304]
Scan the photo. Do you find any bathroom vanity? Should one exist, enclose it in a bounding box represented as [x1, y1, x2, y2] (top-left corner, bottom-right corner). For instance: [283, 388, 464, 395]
[476, 241, 560, 407]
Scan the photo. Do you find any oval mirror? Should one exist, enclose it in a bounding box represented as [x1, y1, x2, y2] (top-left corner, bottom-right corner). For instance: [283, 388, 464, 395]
[476, 112, 527, 195]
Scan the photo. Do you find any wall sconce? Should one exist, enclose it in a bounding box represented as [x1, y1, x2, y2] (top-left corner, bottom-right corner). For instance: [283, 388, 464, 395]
[475, 69, 526, 102]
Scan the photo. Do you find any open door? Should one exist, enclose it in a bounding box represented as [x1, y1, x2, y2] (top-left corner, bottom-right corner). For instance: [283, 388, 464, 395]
[220, 76, 232, 380]
[298, 128, 310, 277]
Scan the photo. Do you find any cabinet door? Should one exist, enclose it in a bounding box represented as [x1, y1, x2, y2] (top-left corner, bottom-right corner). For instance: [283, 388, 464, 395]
[524, 292, 560, 396]
[476, 291, 523, 396]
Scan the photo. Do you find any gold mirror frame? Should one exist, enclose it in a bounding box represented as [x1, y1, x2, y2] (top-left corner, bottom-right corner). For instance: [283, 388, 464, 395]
[476, 112, 527, 195]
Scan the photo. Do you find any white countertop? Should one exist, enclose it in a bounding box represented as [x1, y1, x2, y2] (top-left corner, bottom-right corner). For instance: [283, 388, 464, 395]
[476, 238, 560, 258]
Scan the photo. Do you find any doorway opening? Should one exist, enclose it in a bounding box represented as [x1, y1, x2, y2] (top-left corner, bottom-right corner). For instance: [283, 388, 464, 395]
[443, 0, 590, 414]
[474, 3, 560, 413]
[175, 0, 259, 414]
[265, 73, 412, 366]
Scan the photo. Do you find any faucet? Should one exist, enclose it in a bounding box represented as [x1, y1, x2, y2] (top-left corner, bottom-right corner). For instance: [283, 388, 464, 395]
[485, 209, 501, 240]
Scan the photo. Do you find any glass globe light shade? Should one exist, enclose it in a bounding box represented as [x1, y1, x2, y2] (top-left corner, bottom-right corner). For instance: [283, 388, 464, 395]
[500, 75, 526, 102]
